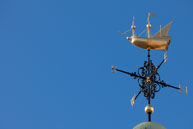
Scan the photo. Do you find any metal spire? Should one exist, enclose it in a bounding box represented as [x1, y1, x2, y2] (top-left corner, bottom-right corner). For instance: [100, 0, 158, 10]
[113, 13, 188, 122]
[112, 50, 188, 122]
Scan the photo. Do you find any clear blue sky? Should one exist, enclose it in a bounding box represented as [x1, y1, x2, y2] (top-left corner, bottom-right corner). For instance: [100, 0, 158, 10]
[0, 0, 192, 129]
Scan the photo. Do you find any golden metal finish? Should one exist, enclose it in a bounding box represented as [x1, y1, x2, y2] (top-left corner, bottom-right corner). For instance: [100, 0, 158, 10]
[145, 104, 154, 114]
[112, 65, 117, 73]
[131, 94, 136, 107]
[179, 85, 188, 95]
[146, 77, 151, 82]
[122, 13, 172, 51]
[164, 52, 167, 63]
[131, 16, 136, 36]
[127, 35, 171, 51]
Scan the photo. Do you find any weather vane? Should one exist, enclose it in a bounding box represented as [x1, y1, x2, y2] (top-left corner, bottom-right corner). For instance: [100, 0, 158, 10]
[112, 13, 188, 122]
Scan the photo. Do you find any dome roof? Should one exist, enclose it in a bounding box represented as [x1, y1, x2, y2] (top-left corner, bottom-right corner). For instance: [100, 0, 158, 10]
[133, 122, 166, 129]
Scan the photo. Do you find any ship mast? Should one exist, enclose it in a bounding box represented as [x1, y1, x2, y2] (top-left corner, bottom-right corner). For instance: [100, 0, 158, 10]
[146, 13, 156, 38]
[131, 16, 136, 36]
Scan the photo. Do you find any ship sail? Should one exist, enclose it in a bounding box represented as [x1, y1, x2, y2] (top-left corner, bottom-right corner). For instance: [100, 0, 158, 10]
[153, 22, 172, 38]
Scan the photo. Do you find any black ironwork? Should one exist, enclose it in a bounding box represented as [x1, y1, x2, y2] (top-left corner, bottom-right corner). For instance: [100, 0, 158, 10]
[112, 50, 183, 122]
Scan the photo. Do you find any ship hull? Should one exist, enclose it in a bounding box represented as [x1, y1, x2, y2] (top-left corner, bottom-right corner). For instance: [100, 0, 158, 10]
[131, 37, 170, 51]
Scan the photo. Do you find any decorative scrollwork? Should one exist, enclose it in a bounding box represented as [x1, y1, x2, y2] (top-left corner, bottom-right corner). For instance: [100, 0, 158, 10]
[112, 51, 187, 108]
[137, 60, 162, 100]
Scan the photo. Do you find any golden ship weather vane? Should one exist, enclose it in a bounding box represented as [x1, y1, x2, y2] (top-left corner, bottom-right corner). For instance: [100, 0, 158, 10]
[112, 13, 188, 122]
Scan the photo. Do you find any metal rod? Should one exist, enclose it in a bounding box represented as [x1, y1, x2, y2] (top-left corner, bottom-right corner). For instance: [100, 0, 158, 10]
[157, 59, 165, 70]
[147, 50, 151, 104]
[135, 89, 143, 100]
[148, 112, 151, 122]
[147, 50, 151, 122]
[112, 68, 145, 80]
[154, 80, 180, 90]
[150, 59, 165, 79]
[148, 50, 150, 61]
